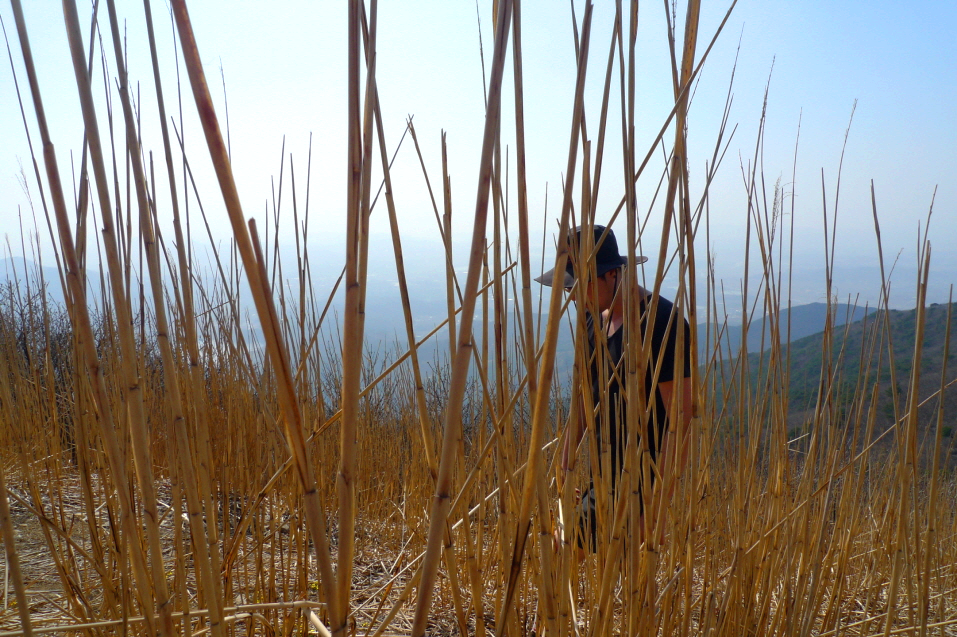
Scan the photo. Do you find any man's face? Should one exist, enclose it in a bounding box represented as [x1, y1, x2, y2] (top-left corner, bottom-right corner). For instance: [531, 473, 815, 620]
[567, 268, 617, 313]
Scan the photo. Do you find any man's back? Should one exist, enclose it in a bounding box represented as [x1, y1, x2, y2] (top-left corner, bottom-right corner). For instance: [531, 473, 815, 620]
[584, 292, 691, 484]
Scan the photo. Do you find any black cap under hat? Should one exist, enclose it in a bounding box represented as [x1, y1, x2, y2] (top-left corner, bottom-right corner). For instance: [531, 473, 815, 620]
[535, 224, 646, 288]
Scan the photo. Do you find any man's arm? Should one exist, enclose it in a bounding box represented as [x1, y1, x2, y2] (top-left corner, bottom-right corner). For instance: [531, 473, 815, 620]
[657, 377, 693, 432]
[560, 399, 587, 480]
[655, 375, 693, 483]
[643, 375, 693, 544]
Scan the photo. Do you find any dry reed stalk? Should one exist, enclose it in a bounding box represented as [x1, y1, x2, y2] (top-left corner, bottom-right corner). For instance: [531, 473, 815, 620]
[362, 45, 469, 635]
[71, 0, 229, 632]
[443, 127, 487, 636]
[0, 600, 328, 637]
[510, 0, 537, 412]
[60, 1, 184, 632]
[8, 3, 169, 634]
[0, 264, 91, 624]
[619, 3, 646, 628]
[883, 246, 930, 637]
[337, 0, 374, 623]
[5, 2, 957, 636]
[599, 1, 738, 244]
[373, 109, 436, 480]
[442, 133, 458, 362]
[501, 3, 593, 633]
[920, 289, 952, 635]
[0, 457, 31, 637]
[169, 2, 342, 635]
[489, 11, 526, 635]
[404, 121, 462, 305]
[580, 13, 618, 227]
[599, 1, 701, 631]
[410, 1, 514, 635]
[141, 0, 225, 618]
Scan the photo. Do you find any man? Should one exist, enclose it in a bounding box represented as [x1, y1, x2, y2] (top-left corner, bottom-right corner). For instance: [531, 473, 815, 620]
[537, 224, 693, 550]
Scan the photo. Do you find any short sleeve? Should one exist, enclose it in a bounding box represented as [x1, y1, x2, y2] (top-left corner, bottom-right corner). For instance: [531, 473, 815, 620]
[651, 299, 691, 383]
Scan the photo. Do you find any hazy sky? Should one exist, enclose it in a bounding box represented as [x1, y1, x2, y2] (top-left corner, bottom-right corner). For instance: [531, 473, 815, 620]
[1, 1, 955, 317]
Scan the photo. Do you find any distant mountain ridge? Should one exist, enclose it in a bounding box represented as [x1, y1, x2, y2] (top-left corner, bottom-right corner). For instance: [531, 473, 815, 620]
[0, 256, 100, 306]
[699, 302, 875, 356]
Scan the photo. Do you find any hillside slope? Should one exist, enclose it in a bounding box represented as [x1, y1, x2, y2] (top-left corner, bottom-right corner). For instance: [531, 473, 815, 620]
[755, 302, 957, 466]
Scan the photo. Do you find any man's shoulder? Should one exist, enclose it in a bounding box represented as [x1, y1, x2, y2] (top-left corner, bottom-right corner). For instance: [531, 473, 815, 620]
[655, 293, 676, 312]
[639, 291, 678, 319]
[642, 293, 690, 345]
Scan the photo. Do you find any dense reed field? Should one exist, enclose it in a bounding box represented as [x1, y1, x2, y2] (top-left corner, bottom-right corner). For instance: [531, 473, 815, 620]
[2, 1, 956, 636]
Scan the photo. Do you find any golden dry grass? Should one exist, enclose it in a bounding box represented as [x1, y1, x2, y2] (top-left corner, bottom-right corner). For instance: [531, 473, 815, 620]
[1, 1, 956, 636]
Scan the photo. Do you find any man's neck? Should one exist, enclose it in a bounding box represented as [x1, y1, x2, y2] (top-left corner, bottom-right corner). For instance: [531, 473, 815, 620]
[603, 282, 648, 336]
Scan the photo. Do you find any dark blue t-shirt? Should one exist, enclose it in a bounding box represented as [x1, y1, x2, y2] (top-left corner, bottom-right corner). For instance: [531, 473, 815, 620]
[585, 293, 691, 487]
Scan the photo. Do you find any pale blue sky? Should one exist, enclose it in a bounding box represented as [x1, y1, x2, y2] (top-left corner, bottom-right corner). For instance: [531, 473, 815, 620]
[1, 1, 954, 314]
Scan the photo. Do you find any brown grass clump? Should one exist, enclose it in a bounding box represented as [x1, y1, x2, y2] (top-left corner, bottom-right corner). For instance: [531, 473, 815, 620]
[1, 1, 956, 636]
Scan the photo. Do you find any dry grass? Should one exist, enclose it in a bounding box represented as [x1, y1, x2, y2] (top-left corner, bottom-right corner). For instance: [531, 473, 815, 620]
[2, 1, 957, 636]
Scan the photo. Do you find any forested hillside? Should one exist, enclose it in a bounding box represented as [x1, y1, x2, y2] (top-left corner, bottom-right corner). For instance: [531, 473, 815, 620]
[758, 302, 957, 467]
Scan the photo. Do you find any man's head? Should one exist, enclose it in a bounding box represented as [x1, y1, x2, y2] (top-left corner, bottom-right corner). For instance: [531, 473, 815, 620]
[535, 224, 646, 292]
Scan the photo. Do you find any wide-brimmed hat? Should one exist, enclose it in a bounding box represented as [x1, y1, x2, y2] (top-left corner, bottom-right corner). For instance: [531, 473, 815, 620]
[535, 224, 646, 288]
